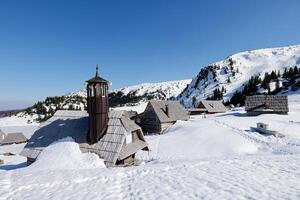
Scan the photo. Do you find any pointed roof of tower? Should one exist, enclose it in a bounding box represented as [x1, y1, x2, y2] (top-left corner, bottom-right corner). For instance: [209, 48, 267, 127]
[86, 64, 109, 83]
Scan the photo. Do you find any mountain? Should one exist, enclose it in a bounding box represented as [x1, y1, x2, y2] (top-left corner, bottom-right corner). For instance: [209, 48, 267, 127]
[21, 79, 191, 122]
[108, 79, 191, 107]
[178, 45, 300, 108]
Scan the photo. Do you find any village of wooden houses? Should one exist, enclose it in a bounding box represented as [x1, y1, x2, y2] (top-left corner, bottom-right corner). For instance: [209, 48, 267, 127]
[1, 59, 300, 199]
[1, 2, 300, 199]
[0, 66, 292, 167]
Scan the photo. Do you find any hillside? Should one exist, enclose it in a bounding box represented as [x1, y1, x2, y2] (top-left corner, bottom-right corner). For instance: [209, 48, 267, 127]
[108, 79, 191, 107]
[20, 79, 191, 122]
[178, 45, 300, 107]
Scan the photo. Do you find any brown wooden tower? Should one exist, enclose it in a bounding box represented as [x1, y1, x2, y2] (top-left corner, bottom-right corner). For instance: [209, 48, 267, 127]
[86, 65, 109, 144]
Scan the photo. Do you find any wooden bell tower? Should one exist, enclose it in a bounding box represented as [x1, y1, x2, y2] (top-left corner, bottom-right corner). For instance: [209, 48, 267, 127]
[86, 65, 109, 144]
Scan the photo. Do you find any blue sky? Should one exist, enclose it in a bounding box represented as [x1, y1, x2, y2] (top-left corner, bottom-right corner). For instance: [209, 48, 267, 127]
[0, 0, 300, 110]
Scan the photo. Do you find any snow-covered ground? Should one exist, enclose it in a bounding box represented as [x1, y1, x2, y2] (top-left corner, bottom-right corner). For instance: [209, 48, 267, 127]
[0, 114, 38, 128]
[1, 94, 300, 199]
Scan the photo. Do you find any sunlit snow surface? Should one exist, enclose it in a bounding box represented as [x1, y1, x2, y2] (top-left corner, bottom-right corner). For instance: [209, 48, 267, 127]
[179, 45, 300, 107]
[1, 94, 300, 199]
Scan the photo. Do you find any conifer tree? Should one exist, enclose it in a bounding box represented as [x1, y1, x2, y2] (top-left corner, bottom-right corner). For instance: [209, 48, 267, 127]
[294, 66, 299, 75]
[227, 77, 231, 83]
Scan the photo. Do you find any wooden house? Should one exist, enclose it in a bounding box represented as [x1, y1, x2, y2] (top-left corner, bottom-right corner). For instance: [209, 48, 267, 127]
[21, 110, 148, 167]
[188, 100, 228, 115]
[245, 95, 289, 115]
[135, 100, 189, 134]
[0, 129, 6, 142]
[21, 66, 148, 167]
[0, 132, 28, 146]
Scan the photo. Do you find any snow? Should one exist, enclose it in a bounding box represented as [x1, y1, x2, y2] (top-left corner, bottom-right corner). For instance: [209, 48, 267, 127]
[29, 137, 105, 170]
[112, 79, 192, 99]
[111, 102, 147, 114]
[0, 125, 39, 139]
[137, 119, 257, 162]
[180, 44, 300, 107]
[70, 79, 192, 101]
[1, 85, 300, 200]
[0, 114, 38, 127]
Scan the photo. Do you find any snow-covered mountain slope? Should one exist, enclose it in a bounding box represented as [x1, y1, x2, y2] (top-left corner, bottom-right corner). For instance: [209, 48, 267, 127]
[109, 79, 191, 107]
[68, 79, 192, 102]
[12, 79, 191, 122]
[112, 79, 192, 99]
[178, 45, 300, 107]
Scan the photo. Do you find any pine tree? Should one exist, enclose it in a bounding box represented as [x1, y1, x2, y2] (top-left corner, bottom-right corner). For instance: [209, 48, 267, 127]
[192, 96, 197, 107]
[288, 67, 294, 79]
[227, 77, 231, 83]
[270, 70, 277, 80]
[294, 66, 299, 75]
[228, 58, 234, 71]
[275, 79, 280, 91]
[277, 70, 281, 78]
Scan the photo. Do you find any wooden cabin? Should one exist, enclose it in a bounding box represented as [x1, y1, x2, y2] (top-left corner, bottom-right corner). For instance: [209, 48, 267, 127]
[21, 66, 148, 167]
[188, 100, 227, 115]
[135, 100, 189, 134]
[245, 95, 289, 115]
[0, 132, 28, 146]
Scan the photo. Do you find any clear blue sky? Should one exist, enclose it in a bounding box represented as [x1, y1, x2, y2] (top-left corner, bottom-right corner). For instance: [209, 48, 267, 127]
[0, 0, 300, 110]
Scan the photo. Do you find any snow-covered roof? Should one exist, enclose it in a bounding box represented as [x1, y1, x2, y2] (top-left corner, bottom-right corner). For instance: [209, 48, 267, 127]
[21, 110, 89, 160]
[80, 110, 148, 167]
[198, 100, 228, 113]
[149, 100, 189, 123]
[0, 132, 27, 145]
[21, 110, 148, 167]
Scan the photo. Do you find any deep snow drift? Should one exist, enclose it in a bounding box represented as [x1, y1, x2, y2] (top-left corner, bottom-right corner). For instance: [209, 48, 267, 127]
[29, 137, 105, 170]
[137, 119, 258, 162]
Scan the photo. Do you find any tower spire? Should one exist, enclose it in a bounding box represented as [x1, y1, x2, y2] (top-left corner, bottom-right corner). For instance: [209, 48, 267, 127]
[95, 64, 99, 77]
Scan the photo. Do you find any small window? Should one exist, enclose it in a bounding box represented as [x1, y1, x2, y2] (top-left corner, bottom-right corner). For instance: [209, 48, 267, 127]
[125, 133, 132, 144]
[101, 87, 105, 97]
[90, 86, 94, 97]
[99, 86, 102, 96]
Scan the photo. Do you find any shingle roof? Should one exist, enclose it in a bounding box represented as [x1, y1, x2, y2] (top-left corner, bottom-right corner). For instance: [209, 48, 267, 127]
[199, 100, 228, 113]
[81, 110, 148, 167]
[149, 100, 189, 123]
[118, 140, 148, 160]
[21, 110, 148, 167]
[0, 132, 27, 145]
[86, 76, 109, 83]
[20, 110, 89, 160]
[245, 95, 289, 113]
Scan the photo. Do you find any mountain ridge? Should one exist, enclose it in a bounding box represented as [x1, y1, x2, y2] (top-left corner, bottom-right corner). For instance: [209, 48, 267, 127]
[178, 44, 300, 107]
